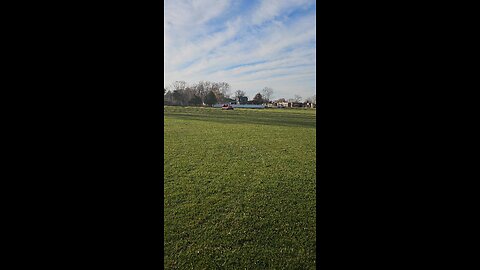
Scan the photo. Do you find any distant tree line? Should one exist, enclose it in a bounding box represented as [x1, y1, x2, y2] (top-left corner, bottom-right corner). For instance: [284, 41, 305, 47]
[164, 81, 231, 106]
[164, 81, 316, 106]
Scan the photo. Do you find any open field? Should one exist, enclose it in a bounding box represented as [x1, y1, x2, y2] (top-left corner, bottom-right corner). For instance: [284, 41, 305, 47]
[164, 106, 316, 269]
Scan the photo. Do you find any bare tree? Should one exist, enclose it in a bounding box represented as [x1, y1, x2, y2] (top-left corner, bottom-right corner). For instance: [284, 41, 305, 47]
[219, 82, 231, 100]
[234, 90, 246, 101]
[164, 80, 288, 107]
[261, 87, 274, 103]
[194, 82, 206, 104]
[304, 95, 317, 104]
[171, 81, 186, 91]
[210, 83, 222, 102]
[294, 95, 302, 103]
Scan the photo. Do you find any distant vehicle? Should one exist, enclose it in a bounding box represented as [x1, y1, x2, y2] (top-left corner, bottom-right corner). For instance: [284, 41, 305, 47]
[222, 104, 234, 110]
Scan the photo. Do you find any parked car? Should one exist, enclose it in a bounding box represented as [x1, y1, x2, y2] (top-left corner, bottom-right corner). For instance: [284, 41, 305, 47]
[222, 104, 234, 110]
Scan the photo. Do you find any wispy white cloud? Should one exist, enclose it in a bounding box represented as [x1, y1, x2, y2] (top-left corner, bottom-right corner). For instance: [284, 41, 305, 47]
[164, 0, 316, 100]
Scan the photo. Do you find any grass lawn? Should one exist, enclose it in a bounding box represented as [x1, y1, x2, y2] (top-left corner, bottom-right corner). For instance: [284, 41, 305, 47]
[164, 106, 316, 269]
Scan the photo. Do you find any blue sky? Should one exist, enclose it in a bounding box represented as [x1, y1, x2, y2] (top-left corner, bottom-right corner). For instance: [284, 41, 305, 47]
[164, 0, 316, 100]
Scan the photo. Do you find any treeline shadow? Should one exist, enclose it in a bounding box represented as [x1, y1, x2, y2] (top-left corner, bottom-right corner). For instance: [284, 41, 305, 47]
[164, 109, 316, 129]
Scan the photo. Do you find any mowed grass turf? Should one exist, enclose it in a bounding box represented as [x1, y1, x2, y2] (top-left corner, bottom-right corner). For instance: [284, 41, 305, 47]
[164, 106, 316, 269]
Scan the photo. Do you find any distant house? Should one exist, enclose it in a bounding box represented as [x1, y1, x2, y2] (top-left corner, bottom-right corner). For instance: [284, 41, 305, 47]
[265, 101, 276, 108]
[224, 97, 236, 103]
[275, 101, 290, 108]
[236, 96, 248, 105]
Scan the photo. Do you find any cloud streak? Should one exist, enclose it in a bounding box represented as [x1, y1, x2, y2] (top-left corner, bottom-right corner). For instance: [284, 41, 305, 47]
[164, 0, 316, 100]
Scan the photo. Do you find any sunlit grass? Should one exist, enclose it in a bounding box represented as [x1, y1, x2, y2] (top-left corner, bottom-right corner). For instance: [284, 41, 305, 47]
[164, 106, 316, 269]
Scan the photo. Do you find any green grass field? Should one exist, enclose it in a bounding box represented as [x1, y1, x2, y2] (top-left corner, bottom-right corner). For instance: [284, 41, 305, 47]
[164, 106, 316, 269]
